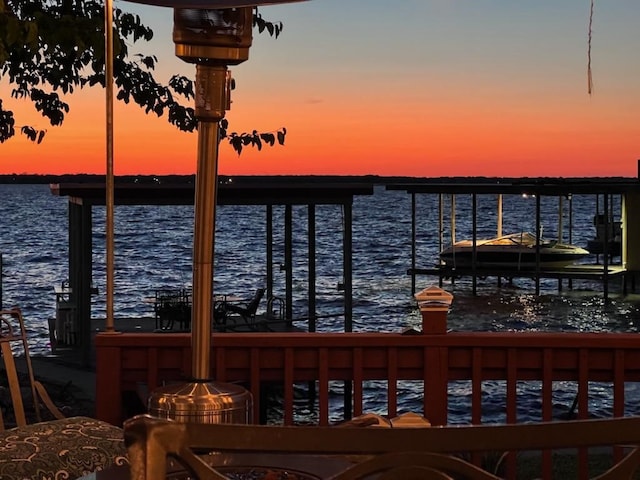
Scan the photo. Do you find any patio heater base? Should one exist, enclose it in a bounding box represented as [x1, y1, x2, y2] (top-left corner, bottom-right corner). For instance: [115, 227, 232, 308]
[148, 380, 252, 424]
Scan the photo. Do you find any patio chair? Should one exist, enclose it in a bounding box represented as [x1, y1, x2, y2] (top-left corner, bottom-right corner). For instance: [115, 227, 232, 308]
[0, 308, 127, 480]
[223, 288, 265, 330]
[124, 413, 640, 480]
[213, 298, 229, 328]
[154, 288, 192, 331]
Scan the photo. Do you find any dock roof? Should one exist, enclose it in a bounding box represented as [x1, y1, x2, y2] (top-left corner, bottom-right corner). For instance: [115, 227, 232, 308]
[50, 181, 374, 206]
[386, 177, 640, 196]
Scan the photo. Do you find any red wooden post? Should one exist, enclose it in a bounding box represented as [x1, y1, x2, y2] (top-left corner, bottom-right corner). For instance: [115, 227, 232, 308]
[95, 338, 123, 425]
[424, 346, 449, 426]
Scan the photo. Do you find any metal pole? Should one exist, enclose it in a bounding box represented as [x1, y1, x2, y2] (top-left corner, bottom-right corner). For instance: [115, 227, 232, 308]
[535, 195, 541, 296]
[497, 194, 503, 238]
[191, 64, 226, 381]
[497, 194, 503, 288]
[285, 205, 293, 321]
[343, 203, 353, 332]
[438, 194, 444, 287]
[603, 193, 610, 302]
[450, 194, 456, 286]
[472, 193, 477, 295]
[411, 193, 416, 293]
[191, 120, 219, 379]
[105, 0, 115, 333]
[558, 195, 564, 291]
[451, 194, 456, 245]
[266, 205, 273, 302]
[568, 194, 573, 290]
[558, 195, 564, 243]
[308, 205, 316, 332]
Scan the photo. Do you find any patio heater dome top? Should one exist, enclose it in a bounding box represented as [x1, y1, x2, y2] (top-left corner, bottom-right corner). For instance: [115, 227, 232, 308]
[122, 0, 306, 8]
[122, 0, 307, 64]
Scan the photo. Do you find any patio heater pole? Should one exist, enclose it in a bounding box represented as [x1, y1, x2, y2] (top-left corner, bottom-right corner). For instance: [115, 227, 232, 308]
[190, 64, 226, 382]
[120, 0, 307, 423]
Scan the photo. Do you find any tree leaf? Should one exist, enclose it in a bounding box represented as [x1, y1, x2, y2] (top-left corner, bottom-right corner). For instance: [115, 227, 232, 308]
[260, 133, 275, 146]
[0, 0, 289, 152]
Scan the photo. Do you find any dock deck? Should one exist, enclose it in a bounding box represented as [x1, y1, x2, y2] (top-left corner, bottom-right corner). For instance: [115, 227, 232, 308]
[409, 263, 633, 297]
[88, 314, 304, 335]
[410, 263, 627, 281]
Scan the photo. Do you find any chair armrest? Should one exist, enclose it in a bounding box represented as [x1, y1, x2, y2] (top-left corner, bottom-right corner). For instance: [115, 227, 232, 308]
[34, 380, 66, 420]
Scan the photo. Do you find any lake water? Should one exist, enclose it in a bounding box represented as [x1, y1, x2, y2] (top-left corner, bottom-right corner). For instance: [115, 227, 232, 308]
[1, 182, 639, 423]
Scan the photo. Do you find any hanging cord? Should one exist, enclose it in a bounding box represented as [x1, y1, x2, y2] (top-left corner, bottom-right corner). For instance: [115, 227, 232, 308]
[587, 0, 594, 95]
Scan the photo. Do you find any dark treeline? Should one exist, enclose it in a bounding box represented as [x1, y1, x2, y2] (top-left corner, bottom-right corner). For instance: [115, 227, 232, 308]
[0, 174, 634, 186]
[0, 174, 432, 185]
[0, 173, 402, 185]
[0, 174, 195, 184]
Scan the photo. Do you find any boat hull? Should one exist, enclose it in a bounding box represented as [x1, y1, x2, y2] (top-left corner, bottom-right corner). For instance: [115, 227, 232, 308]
[439, 233, 590, 269]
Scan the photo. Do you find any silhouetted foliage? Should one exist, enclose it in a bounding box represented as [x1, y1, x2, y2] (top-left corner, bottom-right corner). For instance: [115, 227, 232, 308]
[0, 0, 286, 154]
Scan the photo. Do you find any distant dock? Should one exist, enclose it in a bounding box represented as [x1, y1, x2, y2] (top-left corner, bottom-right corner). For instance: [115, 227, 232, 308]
[387, 175, 640, 299]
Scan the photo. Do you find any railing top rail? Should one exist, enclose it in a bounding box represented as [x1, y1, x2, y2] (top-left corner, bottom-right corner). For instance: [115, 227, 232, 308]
[95, 331, 640, 349]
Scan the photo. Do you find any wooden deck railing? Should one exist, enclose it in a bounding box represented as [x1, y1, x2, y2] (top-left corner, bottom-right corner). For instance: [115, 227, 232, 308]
[95, 331, 640, 428]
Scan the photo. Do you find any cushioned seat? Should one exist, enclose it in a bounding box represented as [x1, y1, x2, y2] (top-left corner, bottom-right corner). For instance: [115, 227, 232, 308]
[0, 309, 128, 480]
[0, 416, 128, 480]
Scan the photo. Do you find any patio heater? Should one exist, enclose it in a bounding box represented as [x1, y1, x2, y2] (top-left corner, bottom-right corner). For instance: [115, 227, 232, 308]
[118, 0, 306, 423]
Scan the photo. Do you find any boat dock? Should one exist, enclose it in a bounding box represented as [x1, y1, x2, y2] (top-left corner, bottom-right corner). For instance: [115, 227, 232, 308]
[50, 179, 374, 367]
[387, 174, 640, 298]
[46, 174, 640, 368]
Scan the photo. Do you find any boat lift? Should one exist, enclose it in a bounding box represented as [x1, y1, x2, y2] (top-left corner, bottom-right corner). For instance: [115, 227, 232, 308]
[387, 178, 640, 300]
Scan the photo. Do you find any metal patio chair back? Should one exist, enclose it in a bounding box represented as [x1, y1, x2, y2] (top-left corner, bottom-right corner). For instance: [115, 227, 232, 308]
[124, 413, 640, 480]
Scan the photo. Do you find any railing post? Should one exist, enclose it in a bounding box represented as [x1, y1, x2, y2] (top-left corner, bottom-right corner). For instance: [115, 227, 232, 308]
[414, 285, 453, 334]
[95, 338, 123, 425]
[424, 346, 448, 426]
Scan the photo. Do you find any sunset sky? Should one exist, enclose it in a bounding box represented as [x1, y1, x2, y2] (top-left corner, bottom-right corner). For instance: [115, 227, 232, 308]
[1, 0, 639, 177]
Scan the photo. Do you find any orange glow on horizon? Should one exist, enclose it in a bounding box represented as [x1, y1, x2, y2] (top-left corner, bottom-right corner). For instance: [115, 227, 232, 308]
[1, 23, 638, 179]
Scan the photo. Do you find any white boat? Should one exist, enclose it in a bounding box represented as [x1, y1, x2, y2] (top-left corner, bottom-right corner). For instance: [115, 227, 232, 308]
[439, 232, 590, 269]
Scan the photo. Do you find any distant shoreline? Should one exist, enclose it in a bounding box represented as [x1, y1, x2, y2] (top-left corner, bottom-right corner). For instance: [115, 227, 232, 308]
[0, 173, 635, 186]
